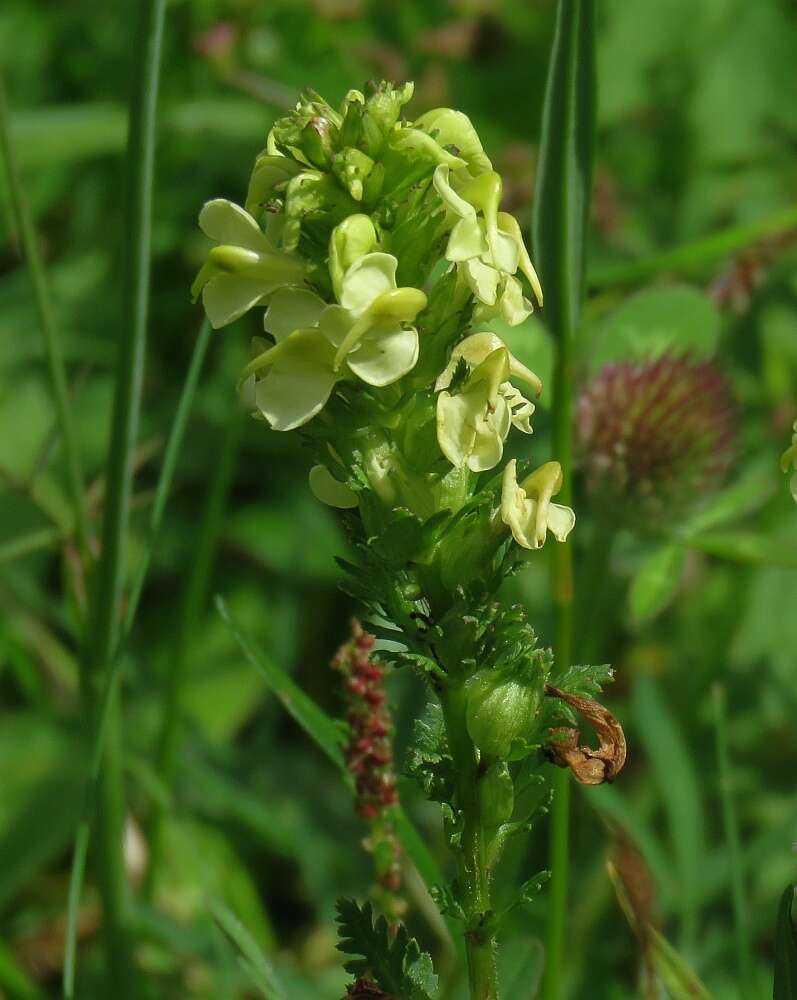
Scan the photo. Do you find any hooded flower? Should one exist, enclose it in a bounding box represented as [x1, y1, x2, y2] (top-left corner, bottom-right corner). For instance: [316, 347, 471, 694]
[323, 251, 426, 387]
[501, 459, 575, 549]
[435, 333, 542, 472]
[239, 229, 427, 429]
[433, 165, 543, 325]
[191, 199, 304, 329]
[239, 295, 339, 431]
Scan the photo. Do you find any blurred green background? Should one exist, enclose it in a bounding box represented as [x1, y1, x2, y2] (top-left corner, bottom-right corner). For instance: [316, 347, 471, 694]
[1, 0, 796, 997]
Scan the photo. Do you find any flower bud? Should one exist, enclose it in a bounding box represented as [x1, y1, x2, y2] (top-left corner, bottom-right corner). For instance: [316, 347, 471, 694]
[301, 116, 337, 169]
[465, 667, 543, 760]
[478, 762, 514, 829]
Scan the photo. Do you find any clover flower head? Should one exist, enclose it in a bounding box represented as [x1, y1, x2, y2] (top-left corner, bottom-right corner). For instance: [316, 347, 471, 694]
[433, 165, 543, 326]
[191, 199, 304, 329]
[501, 459, 575, 550]
[576, 356, 735, 521]
[435, 333, 542, 472]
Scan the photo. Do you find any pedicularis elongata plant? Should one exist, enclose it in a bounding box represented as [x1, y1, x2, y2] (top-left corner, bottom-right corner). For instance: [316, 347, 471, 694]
[193, 81, 624, 1000]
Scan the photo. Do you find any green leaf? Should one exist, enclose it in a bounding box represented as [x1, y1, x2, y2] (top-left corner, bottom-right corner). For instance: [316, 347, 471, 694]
[629, 544, 686, 622]
[216, 595, 346, 770]
[532, 0, 596, 344]
[210, 898, 286, 1000]
[683, 531, 797, 568]
[587, 285, 720, 370]
[632, 675, 706, 949]
[336, 899, 438, 1000]
[0, 938, 43, 999]
[774, 886, 797, 1000]
[680, 462, 775, 536]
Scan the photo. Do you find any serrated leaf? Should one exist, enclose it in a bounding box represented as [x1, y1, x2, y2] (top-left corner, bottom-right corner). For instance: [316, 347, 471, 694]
[774, 886, 797, 1000]
[336, 899, 438, 1000]
[629, 544, 686, 622]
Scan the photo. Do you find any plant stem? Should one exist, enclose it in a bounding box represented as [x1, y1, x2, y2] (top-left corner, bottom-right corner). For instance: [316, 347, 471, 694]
[0, 73, 91, 562]
[532, 0, 596, 990]
[85, 0, 166, 991]
[712, 683, 752, 996]
[441, 687, 498, 1000]
[588, 203, 797, 289]
[144, 411, 242, 896]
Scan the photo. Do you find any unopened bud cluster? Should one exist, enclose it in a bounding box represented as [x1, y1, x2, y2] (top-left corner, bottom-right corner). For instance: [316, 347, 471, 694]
[332, 623, 399, 825]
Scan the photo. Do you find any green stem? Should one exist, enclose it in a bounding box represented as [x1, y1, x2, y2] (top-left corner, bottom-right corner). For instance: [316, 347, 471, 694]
[543, 225, 577, 1000]
[712, 683, 752, 996]
[588, 203, 797, 289]
[0, 73, 91, 561]
[440, 687, 498, 1000]
[85, 0, 166, 991]
[144, 411, 242, 897]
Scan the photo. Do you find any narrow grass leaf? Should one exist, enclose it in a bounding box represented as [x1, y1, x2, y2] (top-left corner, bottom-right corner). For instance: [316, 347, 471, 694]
[123, 317, 212, 636]
[0, 940, 43, 1000]
[210, 898, 287, 1000]
[216, 595, 346, 770]
[632, 674, 706, 948]
[532, 0, 596, 345]
[532, 5, 596, 998]
[0, 74, 90, 556]
[217, 597, 449, 899]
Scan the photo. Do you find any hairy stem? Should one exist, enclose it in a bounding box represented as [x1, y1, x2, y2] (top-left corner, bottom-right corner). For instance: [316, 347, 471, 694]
[441, 687, 498, 1000]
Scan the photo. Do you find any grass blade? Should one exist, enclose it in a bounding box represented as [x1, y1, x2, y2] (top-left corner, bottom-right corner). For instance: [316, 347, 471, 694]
[532, 3, 597, 996]
[0, 74, 90, 559]
[62, 320, 212, 992]
[123, 317, 212, 635]
[209, 897, 287, 1000]
[63, 664, 124, 999]
[83, 0, 167, 992]
[216, 596, 450, 902]
[589, 203, 797, 289]
[145, 412, 242, 895]
[632, 674, 706, 950]
[216, 595, 346, 770]
[711, 683, 753, 997]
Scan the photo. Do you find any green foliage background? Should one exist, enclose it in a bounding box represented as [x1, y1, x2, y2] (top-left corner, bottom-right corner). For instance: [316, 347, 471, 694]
[1, 0, 796, 997]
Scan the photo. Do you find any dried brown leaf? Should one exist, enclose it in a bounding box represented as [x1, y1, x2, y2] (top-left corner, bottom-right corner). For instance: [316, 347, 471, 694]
[544, 685, 627, 784]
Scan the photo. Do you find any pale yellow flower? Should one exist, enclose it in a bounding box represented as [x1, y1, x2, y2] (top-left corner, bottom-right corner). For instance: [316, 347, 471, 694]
[501, 459, 575, 549]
